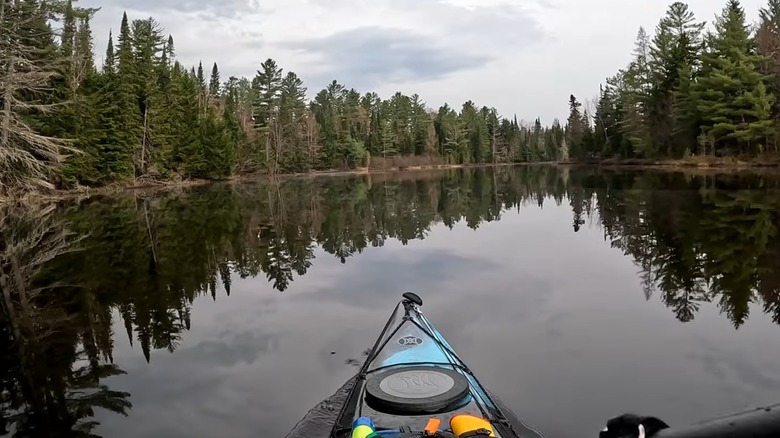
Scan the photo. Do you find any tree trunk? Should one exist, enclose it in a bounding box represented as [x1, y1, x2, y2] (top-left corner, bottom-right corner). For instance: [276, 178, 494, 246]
[143, 199, 158, 266]
[1, 0, 13, 149]
[1, 58, 11, 148]
[141, 104, 148, 175]
[492, 123, 496, 163]
[273, 124, 280, 174]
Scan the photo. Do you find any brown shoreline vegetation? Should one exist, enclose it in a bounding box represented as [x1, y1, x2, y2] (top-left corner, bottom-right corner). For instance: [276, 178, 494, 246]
[4, 157, 779, 207]
[1, 161, 520, 205]
[561, 154, 780, 169]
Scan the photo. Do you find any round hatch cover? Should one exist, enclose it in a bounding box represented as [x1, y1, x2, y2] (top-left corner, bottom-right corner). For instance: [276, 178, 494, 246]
[365, 367, 470, 414]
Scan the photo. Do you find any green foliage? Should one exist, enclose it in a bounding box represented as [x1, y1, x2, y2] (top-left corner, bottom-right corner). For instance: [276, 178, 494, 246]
[573, 0, 780, 161]
[2, 4, 565, 195]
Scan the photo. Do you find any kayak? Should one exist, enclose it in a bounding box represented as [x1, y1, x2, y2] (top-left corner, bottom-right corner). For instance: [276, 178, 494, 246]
[329, 292, 545, 438]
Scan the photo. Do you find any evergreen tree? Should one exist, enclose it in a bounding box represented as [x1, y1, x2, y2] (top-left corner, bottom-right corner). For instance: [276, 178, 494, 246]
[648, 2, 705, 157]
[252, 58, 283, 170]
[209, 62, 221, 100]
[62, 13, 100, 186]
[622, 27, 654, 157]
[565, 95, 586, 159]
[757, 0, 780, 151]
[694, 0, 775, 155]
[278, 71, 306, 170]
[112, 12, 139, 179]
[131, 17, 166, 176]
[61, 0, 76, 59]
[104, 30, 116, 74]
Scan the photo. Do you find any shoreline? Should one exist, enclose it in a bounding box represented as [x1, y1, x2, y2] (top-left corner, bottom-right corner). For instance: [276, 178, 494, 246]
[0, 162, 517, 205]
[3, 158, 779, 205]
[559, 155, 780, 169]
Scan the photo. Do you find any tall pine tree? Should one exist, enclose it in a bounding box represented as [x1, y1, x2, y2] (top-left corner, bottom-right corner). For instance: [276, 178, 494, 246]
[694, 0, 775, 155]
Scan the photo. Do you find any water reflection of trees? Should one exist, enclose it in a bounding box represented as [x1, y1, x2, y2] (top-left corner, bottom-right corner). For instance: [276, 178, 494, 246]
[579, 170, 780, 328]
[2, 166, 780, 435]
[0, 210, 131, 437]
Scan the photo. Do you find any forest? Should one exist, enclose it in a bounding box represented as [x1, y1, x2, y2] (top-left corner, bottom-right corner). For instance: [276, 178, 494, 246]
[568, 0, 780, 161]
[2, 165, 780, 435]
[0, 0, 565, 198]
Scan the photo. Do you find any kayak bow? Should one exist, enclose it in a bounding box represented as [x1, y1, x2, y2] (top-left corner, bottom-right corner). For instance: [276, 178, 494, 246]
[329, 292, 544, 438]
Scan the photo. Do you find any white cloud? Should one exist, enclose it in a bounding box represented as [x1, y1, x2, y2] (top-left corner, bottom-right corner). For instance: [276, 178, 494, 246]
[83, 0, 767, 123]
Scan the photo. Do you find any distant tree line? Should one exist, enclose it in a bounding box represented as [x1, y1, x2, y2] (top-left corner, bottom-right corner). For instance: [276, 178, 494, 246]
[565, 0, 780, 160]
[0, 0, 568, 197]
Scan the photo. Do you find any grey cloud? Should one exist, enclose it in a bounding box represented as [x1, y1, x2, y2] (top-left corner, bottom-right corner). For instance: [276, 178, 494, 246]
[291, 247, 501, 309]
[105, 0, 255, 18]
[95, 327, 285, 437]
[174, 331, 280, 367]
[687, 342, 780, 392]
[280, 0, 548, 91]
[285, 27, 492, 91]
[531, 0, 560, 10]
[380, 0, 549, 47]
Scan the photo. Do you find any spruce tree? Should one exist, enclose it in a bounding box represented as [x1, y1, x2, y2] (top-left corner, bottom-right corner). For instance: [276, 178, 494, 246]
[209, 62, 221, 99]
[61, 0, 76, 58]
[565, 95, 585, 159]
[62, 15, 100, 186]
[92, 34, 133, 182]
[104, 30, 116, 74]
[130, 17, 166, 176]
[174, 63, 204, 177]
[112, 12, 139, 179]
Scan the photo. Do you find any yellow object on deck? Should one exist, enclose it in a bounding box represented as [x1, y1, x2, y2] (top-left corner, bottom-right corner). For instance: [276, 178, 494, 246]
[450, 414, 496, 437]
[352, 417, 376, 438]
[351, 425, 374, 438]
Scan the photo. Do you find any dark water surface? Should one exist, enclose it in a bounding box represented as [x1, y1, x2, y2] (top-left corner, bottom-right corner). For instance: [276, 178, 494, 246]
[3, 166, 780, 438]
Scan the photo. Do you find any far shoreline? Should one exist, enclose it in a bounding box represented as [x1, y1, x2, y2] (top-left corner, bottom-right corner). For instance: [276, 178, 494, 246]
[13, 162, 521, 205]
[559, 155, 780, 170]
[3, 158, 780, 206]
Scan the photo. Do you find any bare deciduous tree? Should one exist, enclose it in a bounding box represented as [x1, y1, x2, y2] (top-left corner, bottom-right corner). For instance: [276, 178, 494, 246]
[0, 0, 78, 198]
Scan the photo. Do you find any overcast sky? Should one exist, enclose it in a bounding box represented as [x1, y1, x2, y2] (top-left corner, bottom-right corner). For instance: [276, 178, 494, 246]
[82, 0, 765, 123]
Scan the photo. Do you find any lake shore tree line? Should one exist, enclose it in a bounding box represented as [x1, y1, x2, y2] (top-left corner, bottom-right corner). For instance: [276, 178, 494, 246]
[0, 0, 566, 198]
[567, 0, 780, 161]
[6, 0, 780, 199]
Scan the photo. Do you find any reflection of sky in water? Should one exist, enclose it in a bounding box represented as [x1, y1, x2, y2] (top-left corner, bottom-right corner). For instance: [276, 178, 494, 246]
[96, 199, 780, 438]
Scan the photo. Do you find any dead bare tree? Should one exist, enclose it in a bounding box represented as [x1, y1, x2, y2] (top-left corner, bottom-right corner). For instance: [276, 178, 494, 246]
[0, 0, 78, 198]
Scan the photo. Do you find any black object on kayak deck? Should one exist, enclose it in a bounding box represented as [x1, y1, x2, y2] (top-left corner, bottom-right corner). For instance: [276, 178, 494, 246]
[654, 403, 780, 438]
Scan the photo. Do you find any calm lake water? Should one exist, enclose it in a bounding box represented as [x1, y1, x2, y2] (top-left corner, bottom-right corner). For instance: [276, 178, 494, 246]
[2, 166, 780, 438]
